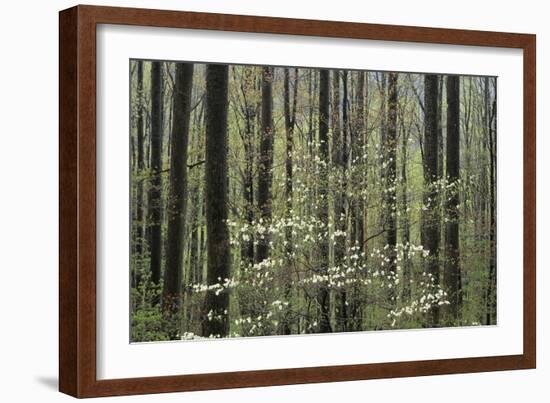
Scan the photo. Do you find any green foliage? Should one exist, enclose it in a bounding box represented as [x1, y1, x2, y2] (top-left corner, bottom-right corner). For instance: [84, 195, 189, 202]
[129, 61, 497, 342]
[130, 286, 169, 342]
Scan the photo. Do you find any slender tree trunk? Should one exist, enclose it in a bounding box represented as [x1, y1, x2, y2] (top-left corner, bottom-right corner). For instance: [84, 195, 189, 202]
[136, 61, 145, 250]
[342, 71, 350, 177]
[198, 198, 206, 280]
[202, 64, 231, 338]
[341, 70, 350, 329]
[282, 68, 298, 334]
[350, 71, 366, 330]
[307, 69, 314, 158]
[188, 182, 203, 289]
[163, 63, 194, 338]
[241, 67, 256, 267]
[400, 109, 412, 302]
[303, 70, 316, 331]
[443, 75, 461, 324]
[354, 71, 366, 252]
[233, 69, 258, 333]
[317, 69, 332, 333]
[437, 78, 445, 180]
[332, 70, 347, 331]
[148, 61, 163, 289]
[241, 135, 255, 260]
[443, 75, 462, 324]
[386, 73, 398, 275]
[423, 74, 441, 326]
[378, 74, 388, 240]
[486, 77, 497, 325]
[256, 66, 274, 264]
[189, 104, 205, 288]
[133, 61, 145, 288]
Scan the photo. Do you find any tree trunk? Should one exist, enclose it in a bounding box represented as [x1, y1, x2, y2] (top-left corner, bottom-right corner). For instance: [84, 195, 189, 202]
[423, 74, 441, 326]
[148, 61, 163, 289]
[317, 69, 332, 333]
[386, 73, 398, 275]
[282, 68, 298, 334]
[354, 71, 366, 252]
[342, 71, 351, 329]
[332, 70, 347, 331]
[256, 66, 274, 264]
[350, 71, 366, 330]
[443, 75, 461, 324]
[241, 68, 256, 267]
[486, 77, 497, 325]
[437, 78, 445, 180]
[133, 60, 145, 288]
[400, 103, 412, 302]
[162, 63, 194, 338]
[202, 64, 231, 338]
[378, 74, 388, 240]
[136, 61, 145, 250]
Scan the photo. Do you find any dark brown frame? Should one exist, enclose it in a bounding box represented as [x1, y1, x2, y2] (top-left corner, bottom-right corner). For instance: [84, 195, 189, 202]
[59, 4, 536, 398]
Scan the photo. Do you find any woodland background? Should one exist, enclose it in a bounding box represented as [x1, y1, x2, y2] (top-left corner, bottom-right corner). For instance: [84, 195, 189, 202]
[130, 61, 497, 342]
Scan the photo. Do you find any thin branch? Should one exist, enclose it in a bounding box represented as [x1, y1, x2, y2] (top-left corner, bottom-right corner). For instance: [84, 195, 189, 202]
[187, 159, 205, 169]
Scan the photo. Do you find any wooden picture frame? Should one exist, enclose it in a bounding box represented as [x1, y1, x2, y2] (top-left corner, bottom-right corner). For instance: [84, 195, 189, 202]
[59, 4, 536, 397]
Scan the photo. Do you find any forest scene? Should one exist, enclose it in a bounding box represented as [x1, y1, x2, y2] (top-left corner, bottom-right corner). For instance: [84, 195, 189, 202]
[129, 60, 497, 342]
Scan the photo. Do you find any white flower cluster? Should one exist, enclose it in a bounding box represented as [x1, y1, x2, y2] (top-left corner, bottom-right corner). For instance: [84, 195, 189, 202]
[206, 309, 229, 322]
[228, 215, 331, 251]
[191, 277, 239, 296]
[180, 332, 205, 340]
[388, 287, 449, 325]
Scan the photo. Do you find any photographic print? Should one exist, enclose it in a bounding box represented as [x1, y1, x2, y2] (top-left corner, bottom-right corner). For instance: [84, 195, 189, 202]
[59, 6, 535, 396]
[129, 60, 497, 342]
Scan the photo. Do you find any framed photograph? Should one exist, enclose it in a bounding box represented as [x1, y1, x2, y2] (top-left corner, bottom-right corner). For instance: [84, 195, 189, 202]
[59, 4, 536, 397]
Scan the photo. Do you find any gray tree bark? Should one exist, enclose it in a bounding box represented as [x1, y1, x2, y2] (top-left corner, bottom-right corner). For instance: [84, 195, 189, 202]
[241, 67, 256, 267]
[282, 67, 298, 335]
[423, 74, 441, 326]
[485, 77, 497, 325]
[332, 70, 347, 331]
[317, 69, 332, 333]
[202, 64, 231, 338]
[163, 63, 194, 338]
[148, 61, 163, 289]
[386, 73, 398, 274]
[135, 61, 145, 256]
[443, 75, 462, 324]
[256, 66, 274, 264]
[354, 71, 366, 253]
